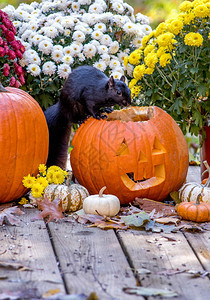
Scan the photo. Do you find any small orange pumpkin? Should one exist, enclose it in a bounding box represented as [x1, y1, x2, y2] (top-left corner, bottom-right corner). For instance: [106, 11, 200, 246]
[71, 106, 189, 204]
[0, 84, 49, 203]
[176, 194, 210, 223]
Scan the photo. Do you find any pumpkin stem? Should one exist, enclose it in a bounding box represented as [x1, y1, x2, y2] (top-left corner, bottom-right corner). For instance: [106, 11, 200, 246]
[0, 82, 9, 93]
[202, 160, 210, 187]
[99, 186, 106, 197]
[196, 193, 202, 205]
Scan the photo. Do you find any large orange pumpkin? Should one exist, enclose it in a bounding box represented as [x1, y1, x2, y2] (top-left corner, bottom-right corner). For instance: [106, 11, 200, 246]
[70, 106, 189, 204]
[0, 85, 49, 203]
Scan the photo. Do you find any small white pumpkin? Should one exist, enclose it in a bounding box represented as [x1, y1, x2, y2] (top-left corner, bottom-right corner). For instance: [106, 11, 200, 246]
[179, 161, 210, 203]
[83, 186, 121, 217]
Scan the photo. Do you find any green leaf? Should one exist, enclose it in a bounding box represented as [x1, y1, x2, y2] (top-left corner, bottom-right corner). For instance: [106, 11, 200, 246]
[198, 85, 208, 97]
[121, 212, 150, 227]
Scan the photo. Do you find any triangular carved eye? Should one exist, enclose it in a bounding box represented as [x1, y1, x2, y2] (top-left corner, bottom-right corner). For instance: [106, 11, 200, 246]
[152, 137, 166, 154]
[138, 151, 147, 162]
[116, 138, 129, 156]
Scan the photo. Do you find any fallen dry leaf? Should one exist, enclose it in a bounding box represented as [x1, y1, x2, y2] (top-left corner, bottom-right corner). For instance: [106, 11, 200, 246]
[134, 198, 176, 217]
[155, 217, 180, 225]
[32, 195, 64, 223]
[0, 260, 31, 271]
[0, 206, 24, 226]
[121, 211, 150, 228]
[123, 286, 178, 297]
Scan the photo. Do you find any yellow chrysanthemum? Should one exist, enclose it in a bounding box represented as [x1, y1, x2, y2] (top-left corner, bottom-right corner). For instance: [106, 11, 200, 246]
[154, 22, 168, 37]
[194, 4, 209, 17]
[156, 32, 175, 47]
[131, 85, 142, 98]
[182, 12, 196, 24]
[19, 197, 29, 205]
[179, 1, 193, 12]
[129, 78, 138, 89]
[47, 165, 62, 173]
[208, 32, 210, 39]
[144, 53, 158, 69]
[52, 171, 65, 185]
[46, 170, 54, 184]
[159, 53, 172, 67]
[123, 56, 129, 67]
[22, 174, 36, 188]
[192, 0, 205, 8]
[128, 50, 142, 65]
[144, 67, 155, 75]
[156, 47, 166, 58]
[147, 31, 155, 40]
[133, 64, 146, 80]
[38, 164, 47, 176]
[184, 32, 203, 46]
[167, 19, 184, 35]
[31, 183, 45, 198]
[142, 35, 150, 48]
[36, 177, 49, 189]
[144, 44, 155, 56]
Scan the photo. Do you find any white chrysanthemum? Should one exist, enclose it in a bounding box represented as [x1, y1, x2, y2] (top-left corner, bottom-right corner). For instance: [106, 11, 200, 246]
[71, 2, 80, 12]
[58, 64, 71, 79]
[99, 12, 113, 23]
[2, 4, 15, 18]
[110, 59, 121, 70]
[101, 53, 110, 65]
[44, 26, 59, 39]
[38, 40, 53, 55]
[29, 54, 41, 65]
[63, 46, 75, 57]
[70, 42, 83, 55]
[61, 17, 75, 29]
[90, 40, 100, 47]
[111, 71, 124, 80]
[125, 63, 134, 77]
[21, 41, 31, 51]
[62, 55, 74, 65]
[141, 24, 152, 35]
[51, 50, 63, 63]
[78, 0, 91, 4]
[88, 3, 106, 14]
[42, 61, 56, 76]
[123, 3, 134, 16]
[123, 22, 138, 35]
[72, 30, 86, 43]
[64, 29, 71, 37]
[132, 37, 143, 48]
[93, 60, 107, 72]
[13, 20, 22, 29]
[53, 45, 63, 52]
[21, 29, 33, 41]
[27, 64, 41, 76]
[14, 9, 29, 21]
[112, 2, 124, 14]
[113, 15, 130, 27]
[31, 9, 41, 18]
[19, 57, 28, 67]
[91, 30, 103, 41]
[42, 2, 54, 13]
[97, 45, 108, 55]
[32, 34, 44, 46]
[55, 16, 63, 24]
[83, 43, 97, 59]
[28, 22, 39, 32]
[25, 49, 38, 59]
[94, 23, 106, 33]
[109, 41, 119, 54]
[100, 34, 112, 46]
[28, 32, 37, 44]
[53, 23, 64, 35]
[135, 12, 150, 25]
[82, 13, 98, 26]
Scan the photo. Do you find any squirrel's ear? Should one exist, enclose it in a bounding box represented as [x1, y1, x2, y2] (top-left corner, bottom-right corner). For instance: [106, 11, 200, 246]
[108, 76, 115, 88]
[120, 75, 126, 82]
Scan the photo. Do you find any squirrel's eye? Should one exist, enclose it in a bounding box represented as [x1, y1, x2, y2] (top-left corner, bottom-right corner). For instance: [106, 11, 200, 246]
[117, 91, 122, 95]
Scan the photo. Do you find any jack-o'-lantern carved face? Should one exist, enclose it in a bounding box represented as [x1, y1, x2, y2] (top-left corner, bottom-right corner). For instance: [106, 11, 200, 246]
[71, 106, 189, 204]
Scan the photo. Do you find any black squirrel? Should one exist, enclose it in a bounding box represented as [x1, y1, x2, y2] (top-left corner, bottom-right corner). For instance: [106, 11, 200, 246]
[44, 65, 131, 169]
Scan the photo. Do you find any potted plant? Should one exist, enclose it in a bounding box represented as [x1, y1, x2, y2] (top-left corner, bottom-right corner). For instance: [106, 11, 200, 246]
[124, 0, 209, 177]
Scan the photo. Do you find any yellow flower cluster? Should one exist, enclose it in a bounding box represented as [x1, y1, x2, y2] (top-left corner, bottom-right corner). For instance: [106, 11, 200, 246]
[22, 164, 68, 199]
[125, 0, 209, 99]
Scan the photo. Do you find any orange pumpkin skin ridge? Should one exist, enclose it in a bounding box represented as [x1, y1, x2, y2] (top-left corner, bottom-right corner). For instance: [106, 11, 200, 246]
[70, 106, 189, 204]
[177, 202, 210, 222]
[0, 88, 49, 203]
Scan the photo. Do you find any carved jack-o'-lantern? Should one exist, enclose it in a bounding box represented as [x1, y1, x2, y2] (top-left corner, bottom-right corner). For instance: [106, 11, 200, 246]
[70, 106, 189, 204]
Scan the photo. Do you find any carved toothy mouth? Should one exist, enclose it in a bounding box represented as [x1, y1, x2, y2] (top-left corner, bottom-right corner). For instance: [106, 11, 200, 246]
[121, 164, 166, 191]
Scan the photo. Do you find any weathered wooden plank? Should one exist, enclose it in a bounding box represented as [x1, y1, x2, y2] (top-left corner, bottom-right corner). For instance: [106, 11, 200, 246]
[184, 231, 210, 271]
[48, 220, 143, 300]
[0, 207, 65, 298]
[117, 230, 210, 300]
[186, 166, 200, 183]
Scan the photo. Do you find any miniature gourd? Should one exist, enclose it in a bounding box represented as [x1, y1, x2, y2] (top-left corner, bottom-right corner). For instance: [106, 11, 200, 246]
[176, 194, 210, 222]
[44, 183, 89, 212]
[83, 186, 120, 217]
[179, 161, 210, 203]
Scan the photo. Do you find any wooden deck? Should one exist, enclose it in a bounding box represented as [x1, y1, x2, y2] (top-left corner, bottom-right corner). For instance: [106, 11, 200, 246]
[0, 166, 209, 300]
